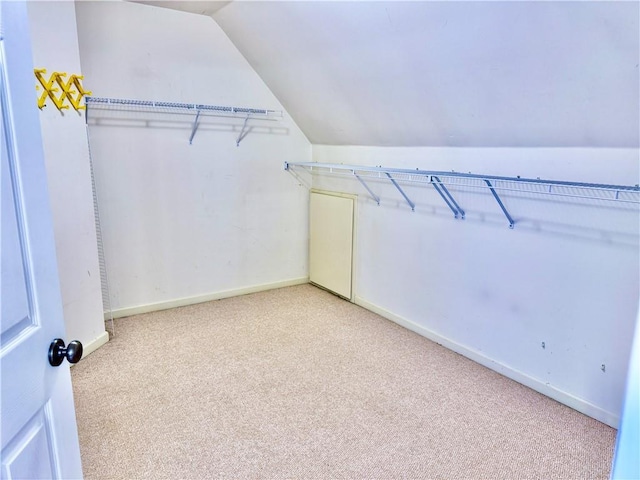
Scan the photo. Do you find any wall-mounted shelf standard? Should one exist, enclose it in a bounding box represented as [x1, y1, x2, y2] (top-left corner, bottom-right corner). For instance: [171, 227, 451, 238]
[85, 96, 283, 145]
[285, 162, 640, 229]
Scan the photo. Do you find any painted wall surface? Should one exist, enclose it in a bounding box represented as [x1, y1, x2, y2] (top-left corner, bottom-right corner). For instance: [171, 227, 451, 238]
[311, 145, 640, 427]
[74, 2, 311, 312]
[26, 2, 107, 353]
[214, 1, 639, 147]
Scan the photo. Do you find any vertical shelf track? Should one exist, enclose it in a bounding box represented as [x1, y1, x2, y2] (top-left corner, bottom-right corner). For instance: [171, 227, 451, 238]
[85, 119, 115, 337]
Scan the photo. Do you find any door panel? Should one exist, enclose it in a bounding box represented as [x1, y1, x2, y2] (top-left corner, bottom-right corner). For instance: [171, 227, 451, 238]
[0, 2, 83, 478]
[309, 191, 354, 299]
[1, 131, 32, 342]
[2, 410, 56, 480]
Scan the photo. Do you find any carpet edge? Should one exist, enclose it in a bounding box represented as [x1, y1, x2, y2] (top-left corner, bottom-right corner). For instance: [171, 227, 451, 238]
[355, 295, 620, 429]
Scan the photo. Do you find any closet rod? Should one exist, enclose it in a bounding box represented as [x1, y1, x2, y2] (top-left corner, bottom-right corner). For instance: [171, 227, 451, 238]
[85, 96, 283, 144]
[85, 96, 283, 118]
[285, 161, 640, 229]
[285, 162, 640, 193]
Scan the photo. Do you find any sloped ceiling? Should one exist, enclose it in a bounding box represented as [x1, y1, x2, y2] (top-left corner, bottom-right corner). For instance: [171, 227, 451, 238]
[134, 1, 231, 16]
[141, 1, 640, 148]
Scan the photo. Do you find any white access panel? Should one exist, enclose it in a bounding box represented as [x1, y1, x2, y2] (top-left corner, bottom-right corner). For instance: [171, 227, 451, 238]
[309, 191, 354, 299]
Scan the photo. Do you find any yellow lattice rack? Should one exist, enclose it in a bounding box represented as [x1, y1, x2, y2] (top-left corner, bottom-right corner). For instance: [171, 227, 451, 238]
[34, 68, 92, 112]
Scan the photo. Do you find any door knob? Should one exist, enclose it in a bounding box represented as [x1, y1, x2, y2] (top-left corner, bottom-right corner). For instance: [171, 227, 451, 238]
[48, 338, 83, 366]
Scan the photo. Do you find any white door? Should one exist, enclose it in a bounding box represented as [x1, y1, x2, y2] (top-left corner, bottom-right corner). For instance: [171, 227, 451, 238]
[309, 191, 354, 300]
[1, 2, 83, 479]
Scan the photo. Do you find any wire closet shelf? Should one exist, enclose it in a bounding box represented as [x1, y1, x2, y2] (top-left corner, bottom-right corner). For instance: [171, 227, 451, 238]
[85, 96, 283, 145]
[284, 161, 640, 229]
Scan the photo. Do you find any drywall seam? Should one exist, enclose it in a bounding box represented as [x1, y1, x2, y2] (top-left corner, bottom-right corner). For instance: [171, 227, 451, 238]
[108, 277, 309, 319]
[355, 295, 619, 428]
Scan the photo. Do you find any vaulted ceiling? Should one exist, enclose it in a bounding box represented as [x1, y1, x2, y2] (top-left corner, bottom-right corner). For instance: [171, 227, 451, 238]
[136, 1, 639, 148]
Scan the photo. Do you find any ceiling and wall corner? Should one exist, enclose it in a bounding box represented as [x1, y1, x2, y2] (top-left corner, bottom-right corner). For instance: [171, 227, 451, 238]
[132, 0, 231, 16]
[208, 1, 639, 148]
[129, 1, 640, 148]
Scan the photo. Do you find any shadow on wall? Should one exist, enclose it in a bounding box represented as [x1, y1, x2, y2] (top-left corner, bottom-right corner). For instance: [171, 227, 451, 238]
[85, 106, 290, 144]
[298, 171, 640, 249]
[395, 205, 640, 250]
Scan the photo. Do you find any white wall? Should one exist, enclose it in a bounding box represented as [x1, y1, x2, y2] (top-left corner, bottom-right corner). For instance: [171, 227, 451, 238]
[26, 1, 108, 355]
[74, 2, 311, 315]
[312, 145, 640, 427]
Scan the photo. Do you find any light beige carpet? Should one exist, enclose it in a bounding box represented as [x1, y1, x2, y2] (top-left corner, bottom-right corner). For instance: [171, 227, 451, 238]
[71, 284, 615, 479]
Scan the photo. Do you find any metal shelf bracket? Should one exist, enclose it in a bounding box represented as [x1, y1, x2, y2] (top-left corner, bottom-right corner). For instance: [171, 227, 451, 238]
[431, 176, 465, 219]
[386, 173, 415, 211]
[484, 179, 515, 229]
[189, 110, 201, 145]
[236, 114, 251, 147]
[84, 97, 283, 146]
[354, 172, 380, 205]
[283, 162, 640, 229]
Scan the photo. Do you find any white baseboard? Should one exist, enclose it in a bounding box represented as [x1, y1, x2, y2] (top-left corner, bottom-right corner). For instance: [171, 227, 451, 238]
[72, 330, 109, 364]
[355, 296, 620, 429]
[108, 277, 310, 319]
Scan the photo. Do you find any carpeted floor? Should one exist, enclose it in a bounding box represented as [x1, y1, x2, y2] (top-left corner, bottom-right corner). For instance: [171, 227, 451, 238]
[71, 284, 615, 479]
